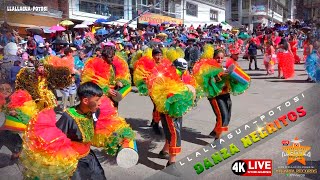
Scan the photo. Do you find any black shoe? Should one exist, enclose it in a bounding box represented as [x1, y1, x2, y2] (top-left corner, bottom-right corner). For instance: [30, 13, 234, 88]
[249, 68, 252, 71]
[208, 130, 222, 140]
[165, 162, 182, 177]
[150, 121, 162, 135]
[255, 68, 260, 70]
[159, 151, 170, 159]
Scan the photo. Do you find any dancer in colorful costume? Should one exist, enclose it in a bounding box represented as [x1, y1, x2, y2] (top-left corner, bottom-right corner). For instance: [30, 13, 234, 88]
[305, 42, 320, 83]
[193, 44, 251, 139]
[81, 45, 136, 162]
[15, 55, 73, 110]
[289, 35, 301, 64]
[133, 48, 172, 134]
[277, 38, 295, 79]
[146, 53, 196, 167]
[0, 83, 37, 161]
[81, 45, 131, 108]
[20, 82, 136, 179]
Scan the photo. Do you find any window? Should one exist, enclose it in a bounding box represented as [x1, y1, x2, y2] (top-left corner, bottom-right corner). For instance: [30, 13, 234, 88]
[210, 9, 218, 21]
[79, 0, 124, 18]
[186, 2, 198, 17]
[242, 0, 249, 9]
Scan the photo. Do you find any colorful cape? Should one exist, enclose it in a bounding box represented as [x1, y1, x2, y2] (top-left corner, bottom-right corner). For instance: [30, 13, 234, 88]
[146, 63, 194, 117]
[193, 58, 225, 98]
[82, 56, 131, 94]
[92, 96, 135, 155]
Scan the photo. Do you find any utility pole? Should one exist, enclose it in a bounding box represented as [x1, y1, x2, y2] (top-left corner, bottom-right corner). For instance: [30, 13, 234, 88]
[271, 0, 274, 26]
[3, 0, 7, 23]
[182, 0, 185, 25]
[249, 0, 253, 33]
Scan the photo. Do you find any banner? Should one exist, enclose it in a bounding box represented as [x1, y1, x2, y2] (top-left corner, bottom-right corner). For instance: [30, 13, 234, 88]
[138, 13, 183, 25]
[146, 84, 320, 179]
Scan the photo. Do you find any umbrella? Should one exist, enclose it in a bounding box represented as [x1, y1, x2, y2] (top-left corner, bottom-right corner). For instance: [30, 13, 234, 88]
[123, 42, 133, 47]
[26, 27, 43, 35]
[41, 26, 56, 33]
[74, 24, 89, 29]
[166, 27, 175, 30]
[95, 29, 108, 35]
[156, 33, 168, 38]
[60, 20, 74, 26]
[34, 35, 44, 44]
[226, 38, 235, 43]
[162, 21, 170, 25]
[52, 38, 69, 45]
[50, 25, 66, 31]
[95, 18, 108, 24]
[4, 42, 18, 56]
[278, 27, 288, 31]
[82, 21, 94, 26]
[301, 26, 311, 31]
[143, 31, 155, 36]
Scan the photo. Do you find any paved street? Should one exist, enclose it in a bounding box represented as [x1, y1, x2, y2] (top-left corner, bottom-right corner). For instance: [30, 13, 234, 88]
[0, 50, 319, 180]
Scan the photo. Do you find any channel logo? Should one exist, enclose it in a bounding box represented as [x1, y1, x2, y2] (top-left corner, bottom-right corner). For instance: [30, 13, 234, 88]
[231, 159, 272, 176]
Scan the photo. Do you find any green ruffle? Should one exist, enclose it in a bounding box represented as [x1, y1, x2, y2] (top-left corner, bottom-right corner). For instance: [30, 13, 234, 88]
[165, 91, 194, 117]
[104, 126, 135, 156]
[15, 109, 30, 125]
[201, 69, 226, 98]
[136, 81, 148, 96]
[117, 79, 131, 87]
[229, 77, 250, 96]
[102, 86, 110, 95]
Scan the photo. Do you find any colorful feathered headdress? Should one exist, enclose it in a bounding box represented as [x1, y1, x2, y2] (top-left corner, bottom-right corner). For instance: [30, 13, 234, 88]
[200, 44, 214, 59]
[166, 47, 185, 62]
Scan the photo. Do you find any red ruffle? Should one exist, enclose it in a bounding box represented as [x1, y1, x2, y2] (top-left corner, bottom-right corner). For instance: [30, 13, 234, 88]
[277, 52, 295, 79]
[7, 90, 33, 108]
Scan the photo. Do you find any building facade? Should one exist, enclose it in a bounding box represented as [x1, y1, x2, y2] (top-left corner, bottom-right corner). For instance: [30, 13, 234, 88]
[225, 0, 291, 28]
[295, 0, 320, 23]
[182, 0, 226, 27]
[68, 0, 225, 27]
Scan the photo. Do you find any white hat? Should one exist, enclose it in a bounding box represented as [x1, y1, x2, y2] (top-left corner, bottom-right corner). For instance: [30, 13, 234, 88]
[0, 45, 3, 49]
[38, 43, 45, 47]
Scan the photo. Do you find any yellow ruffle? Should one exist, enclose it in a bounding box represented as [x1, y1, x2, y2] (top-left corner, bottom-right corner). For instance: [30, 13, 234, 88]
[150, 76, 188, 113]
[19, 101, 38, 118]
[166, 47, 185, 62]
[91, 116, 130, 148]
[200, 44, 214, 59]
[21, 142, 79, 179]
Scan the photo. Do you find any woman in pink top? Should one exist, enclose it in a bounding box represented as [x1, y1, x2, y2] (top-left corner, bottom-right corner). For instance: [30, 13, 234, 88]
[264, 40, 276, 75]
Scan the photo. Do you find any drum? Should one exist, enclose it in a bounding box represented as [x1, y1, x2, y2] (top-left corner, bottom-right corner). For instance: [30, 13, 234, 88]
[116, 139, 139, 168]
[111, 84, 132, 102]
[228, 64, 250, 85]
[0, 114, 26, 132]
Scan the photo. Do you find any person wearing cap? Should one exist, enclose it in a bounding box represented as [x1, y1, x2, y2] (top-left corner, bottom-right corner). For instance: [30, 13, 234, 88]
[44, 42, 55, 56]
[35, 42, 46, 60]
[74, 35, 84, 50]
